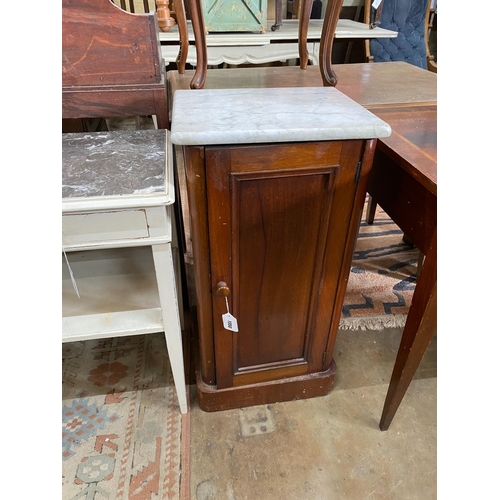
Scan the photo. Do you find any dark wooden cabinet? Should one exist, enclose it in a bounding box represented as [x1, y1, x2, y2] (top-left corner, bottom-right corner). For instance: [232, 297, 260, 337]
[184, 138, 377, 411]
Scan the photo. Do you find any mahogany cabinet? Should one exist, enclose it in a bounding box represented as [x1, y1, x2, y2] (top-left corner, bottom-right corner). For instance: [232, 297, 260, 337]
[171, 87, 391, 411]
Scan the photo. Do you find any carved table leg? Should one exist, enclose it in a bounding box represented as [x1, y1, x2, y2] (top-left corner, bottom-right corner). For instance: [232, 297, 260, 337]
[172, 0, 188, 73]
[319, 0, 343, 86]
[379, 231, 437, 431]
[298, 0, 313, 69]
[185, 0, 207, 89]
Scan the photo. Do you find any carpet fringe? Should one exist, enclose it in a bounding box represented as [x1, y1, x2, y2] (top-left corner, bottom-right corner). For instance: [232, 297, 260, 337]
[339, 314, 407, 331]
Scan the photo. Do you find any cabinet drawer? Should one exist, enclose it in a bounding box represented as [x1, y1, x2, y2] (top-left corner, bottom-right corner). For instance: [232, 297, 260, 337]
[62, 209, 149, 247]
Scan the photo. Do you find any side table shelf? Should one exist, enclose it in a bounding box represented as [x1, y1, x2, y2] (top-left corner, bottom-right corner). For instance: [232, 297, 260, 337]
[62, 246, 164, 341]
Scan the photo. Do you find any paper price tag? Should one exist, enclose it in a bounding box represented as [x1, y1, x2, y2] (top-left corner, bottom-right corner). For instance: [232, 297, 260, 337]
[372, 0, 382, 8]
[222, 312, 239, 332]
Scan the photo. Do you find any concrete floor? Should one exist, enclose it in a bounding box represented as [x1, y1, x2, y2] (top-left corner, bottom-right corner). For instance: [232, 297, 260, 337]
[188, 327, 437, 500]
[99, 114, 437, 500]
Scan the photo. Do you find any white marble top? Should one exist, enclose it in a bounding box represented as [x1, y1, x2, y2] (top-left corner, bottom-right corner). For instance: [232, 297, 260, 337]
[170, 87, 391, 146]
[62, 130, 174, 213]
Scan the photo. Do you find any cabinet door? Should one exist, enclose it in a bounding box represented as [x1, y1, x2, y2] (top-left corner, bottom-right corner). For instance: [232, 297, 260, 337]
[206, 141, 364, 389]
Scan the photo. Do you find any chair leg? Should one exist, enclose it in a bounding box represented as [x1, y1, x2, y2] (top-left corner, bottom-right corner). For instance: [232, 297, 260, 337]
[172, 0, 188, 74]
[298, 0, 313, 69]
[318, 0, 343, 86]
[185, 0, 207, 89]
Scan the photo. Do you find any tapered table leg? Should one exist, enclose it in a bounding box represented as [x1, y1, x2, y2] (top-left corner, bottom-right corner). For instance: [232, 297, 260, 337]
[366, 194, 377, 224]
[379, 231, 437, 430]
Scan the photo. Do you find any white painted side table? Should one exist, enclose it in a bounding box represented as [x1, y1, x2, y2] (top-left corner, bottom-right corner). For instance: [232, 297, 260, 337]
[159, 19, 397, 66]
[62, 130, 188, 414]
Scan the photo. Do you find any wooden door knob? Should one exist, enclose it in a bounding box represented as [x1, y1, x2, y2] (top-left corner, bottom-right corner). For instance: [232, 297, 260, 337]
[216, 282, 230, 296]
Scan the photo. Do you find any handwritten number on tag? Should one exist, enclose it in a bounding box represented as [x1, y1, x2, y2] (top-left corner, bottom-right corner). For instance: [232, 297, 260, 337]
[223, 312, 239, 332]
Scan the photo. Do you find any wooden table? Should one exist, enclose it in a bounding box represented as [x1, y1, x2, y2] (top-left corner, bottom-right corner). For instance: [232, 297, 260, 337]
[366, 105, 437, 430]
[168, 61, 437, 424]
[167, 62, 437, 119]
[160, 19, 397, 67]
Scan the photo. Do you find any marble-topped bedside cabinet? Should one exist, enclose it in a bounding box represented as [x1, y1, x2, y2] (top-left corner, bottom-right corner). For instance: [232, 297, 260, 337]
[62, 130, 187, 414]
[171, 87, 391, 412]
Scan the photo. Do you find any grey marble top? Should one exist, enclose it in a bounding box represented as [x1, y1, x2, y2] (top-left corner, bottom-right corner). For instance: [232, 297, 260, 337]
[170, 87, 391, 146]
[62, 130, 172, 207]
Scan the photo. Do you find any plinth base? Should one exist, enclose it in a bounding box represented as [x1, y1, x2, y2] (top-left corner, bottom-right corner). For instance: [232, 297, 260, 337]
[196, 360, 337, 412]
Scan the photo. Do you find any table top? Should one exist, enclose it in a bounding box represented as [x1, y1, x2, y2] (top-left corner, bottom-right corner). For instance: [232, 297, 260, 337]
[62, 130, 174, 212]
[171, 86, 391, 146]
[167, 62, 437, 110]
[159, 19, 397, 46]
[371, 105, 437, 195]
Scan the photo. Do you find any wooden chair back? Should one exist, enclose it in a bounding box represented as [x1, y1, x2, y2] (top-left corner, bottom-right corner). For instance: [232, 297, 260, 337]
[108, 0, 203, 89]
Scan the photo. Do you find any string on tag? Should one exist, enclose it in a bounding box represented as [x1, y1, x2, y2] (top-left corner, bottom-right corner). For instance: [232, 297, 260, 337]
[63, 249, 80, 298]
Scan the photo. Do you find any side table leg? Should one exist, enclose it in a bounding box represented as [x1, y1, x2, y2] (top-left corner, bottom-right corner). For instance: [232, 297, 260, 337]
[152, 243, 188, 414]
[379, 232, 437, 430]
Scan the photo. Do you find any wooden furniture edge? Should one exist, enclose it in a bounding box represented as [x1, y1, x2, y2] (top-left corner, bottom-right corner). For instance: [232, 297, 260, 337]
[196, 360, 337, 412]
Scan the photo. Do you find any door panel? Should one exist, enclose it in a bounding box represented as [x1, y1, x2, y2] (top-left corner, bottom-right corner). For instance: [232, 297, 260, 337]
[205, 141, 363, 389]
[233, 170, 335, 369]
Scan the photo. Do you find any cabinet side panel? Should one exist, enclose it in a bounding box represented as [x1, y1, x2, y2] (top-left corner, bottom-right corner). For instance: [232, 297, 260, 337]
[312, 139, 368, 368]
[324, 139, 377, 359]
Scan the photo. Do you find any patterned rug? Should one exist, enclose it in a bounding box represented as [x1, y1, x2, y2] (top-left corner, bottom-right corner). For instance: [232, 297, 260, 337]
[340, 201, 419, 330]
[62, 333, 189, 500]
